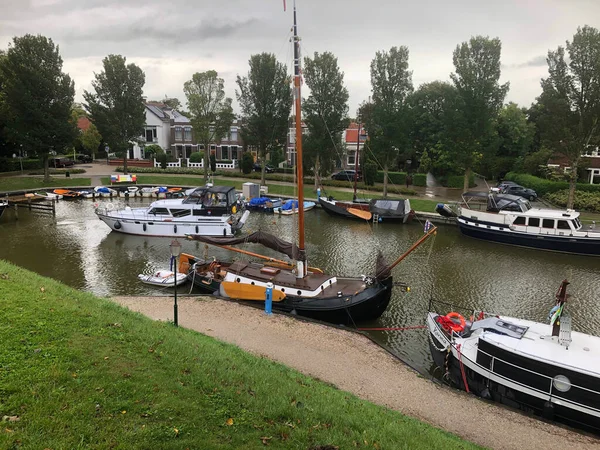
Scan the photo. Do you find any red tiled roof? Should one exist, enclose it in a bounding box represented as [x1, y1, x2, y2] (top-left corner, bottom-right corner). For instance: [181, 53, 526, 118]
[77, 116, 91, 132]
[345, 124, 366, 144]
[548, 153, 600, 169]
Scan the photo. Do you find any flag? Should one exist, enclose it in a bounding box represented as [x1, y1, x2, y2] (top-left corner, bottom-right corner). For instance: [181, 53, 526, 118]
[424, 220, 433, 233]
[283, 0, 286, 11]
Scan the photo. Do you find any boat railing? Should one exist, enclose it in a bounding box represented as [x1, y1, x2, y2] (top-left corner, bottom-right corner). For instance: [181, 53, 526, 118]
[471, 344, 600, 414]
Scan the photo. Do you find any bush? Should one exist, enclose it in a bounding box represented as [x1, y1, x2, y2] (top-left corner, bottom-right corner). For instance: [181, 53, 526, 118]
[144, 144, 163, 159]
[504, 172, 600, 197]
[189, 152, 203, 163]
[412, 173, 427, 187]
[375, 171, 407, 185]
[363, 161, 378, 186]
[546, 189, 600, 213]
[209, 154, 217, 172]
[442, 174, 476, 188]
[158, 153, 167, 170]
[241, 153, 254, 174]
[0, 158, 43, 172]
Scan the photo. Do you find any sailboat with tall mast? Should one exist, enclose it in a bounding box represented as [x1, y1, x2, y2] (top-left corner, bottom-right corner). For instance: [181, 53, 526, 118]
[318, 122, 415, 223]
[180, 2, 436, 324]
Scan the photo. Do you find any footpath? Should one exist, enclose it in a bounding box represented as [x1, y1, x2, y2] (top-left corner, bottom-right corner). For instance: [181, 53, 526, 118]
[112, 295, 600, 450]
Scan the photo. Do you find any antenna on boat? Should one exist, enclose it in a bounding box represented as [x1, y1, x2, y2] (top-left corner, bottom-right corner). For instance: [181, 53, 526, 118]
[293, 0, 307, 278]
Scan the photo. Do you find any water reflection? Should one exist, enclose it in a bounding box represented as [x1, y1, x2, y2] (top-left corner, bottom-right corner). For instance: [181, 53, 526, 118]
[1, 198, 599, 373]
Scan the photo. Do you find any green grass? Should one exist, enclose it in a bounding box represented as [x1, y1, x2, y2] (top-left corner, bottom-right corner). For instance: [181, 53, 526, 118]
[0, 261, 479, 449]
[0, 176, 91, 192]
[409, 199, 442, 213]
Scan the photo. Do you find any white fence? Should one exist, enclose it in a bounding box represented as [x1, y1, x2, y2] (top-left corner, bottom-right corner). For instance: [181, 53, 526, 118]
[153, 158, 239, 169]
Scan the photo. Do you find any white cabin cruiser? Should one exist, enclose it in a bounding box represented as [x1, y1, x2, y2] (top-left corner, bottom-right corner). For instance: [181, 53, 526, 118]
[95, 185, 249, 238]
[428, 280, 600, 433]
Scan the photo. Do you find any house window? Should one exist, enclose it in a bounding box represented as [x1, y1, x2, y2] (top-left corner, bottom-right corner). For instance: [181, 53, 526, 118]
[175, 127, 183, 141]
[231, 146, 238, 160]
[185, 145, 192, 158]
[221, 146, 229, 160]
[145, 129, 153, 143]
[230, 129, 238, 141]
[199, 144, 205, 150]
[528, 218, 540, 227]
[184, 127, 192, 141]
[513, 216, 526, 225]
[542, 219, 555, 229]
[347, 153, 356, 166]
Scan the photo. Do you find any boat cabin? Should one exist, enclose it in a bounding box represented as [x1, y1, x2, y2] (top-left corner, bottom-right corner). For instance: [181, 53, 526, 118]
[146, 186, 239, 218]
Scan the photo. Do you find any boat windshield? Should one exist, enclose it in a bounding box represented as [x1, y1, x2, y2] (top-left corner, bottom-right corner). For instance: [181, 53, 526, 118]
[492, 196, 531, 213]
[183, 188, 207, 205]
[574, 218, 583, 230]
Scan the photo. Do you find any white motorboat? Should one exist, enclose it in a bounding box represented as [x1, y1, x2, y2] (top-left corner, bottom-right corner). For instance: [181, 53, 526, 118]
[35, 191, 62, 200]
[274, 200, 316, 215]
[94, 186, 118, 198]
[95, 185, 249, 237]
[138, 270, 187, 287]
[428, 280, 600, 433]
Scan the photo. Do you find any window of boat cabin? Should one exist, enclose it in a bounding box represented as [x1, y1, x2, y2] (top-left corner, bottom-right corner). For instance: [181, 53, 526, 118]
[183, 189, 206, 205]
[557, 220, 571, 230]
[513, 216, 526, 225]
[542, 219, 555, 228]
[170, 209, 191, 217]
[228, 189, 236, 206]
[528, 217, 540, 227]
[149, 207, 170, 215]
[574, 218, 583, 229]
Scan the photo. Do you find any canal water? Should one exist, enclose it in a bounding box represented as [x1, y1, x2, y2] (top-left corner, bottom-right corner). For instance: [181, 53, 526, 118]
[1, 197, 599, 374]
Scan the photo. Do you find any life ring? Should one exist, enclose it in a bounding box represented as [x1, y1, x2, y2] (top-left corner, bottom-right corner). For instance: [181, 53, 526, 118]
[106, 202, 115, 211]
[445, 312, 466, 333]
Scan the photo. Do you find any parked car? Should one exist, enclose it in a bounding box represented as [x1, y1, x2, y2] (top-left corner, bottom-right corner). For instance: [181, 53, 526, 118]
[503, 185, 538, 201]
[490, 180, 519, 193]
[75, 154, 93, 163]
[253, 163, 275, 173]
[331, 170, 362, 181]
[50, 157, 75, 168]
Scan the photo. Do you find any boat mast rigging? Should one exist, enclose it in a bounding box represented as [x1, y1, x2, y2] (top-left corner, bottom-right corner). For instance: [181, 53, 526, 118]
[353, 118, 360, 201]
[293, 1, 307, 278]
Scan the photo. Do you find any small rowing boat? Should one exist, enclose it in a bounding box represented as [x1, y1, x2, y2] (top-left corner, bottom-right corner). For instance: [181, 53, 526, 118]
[138, 270, 187, 287]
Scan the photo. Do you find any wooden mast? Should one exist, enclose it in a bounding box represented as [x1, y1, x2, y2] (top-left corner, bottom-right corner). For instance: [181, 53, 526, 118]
[353, 119, 360, 201]
[293, 1, 307, 278]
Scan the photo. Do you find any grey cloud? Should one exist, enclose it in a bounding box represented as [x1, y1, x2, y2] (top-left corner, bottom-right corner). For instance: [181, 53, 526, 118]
[504, 55, 548, 69]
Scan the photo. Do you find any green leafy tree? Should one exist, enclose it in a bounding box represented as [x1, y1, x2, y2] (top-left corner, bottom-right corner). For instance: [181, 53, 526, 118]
[534, 26, 600, 208]
[451, 36, 509, 191]
[303, 51, 349, 189]
[184, 71, 234, 182]
[368, 46, 413, 197]
[0, 35, 75, 181]
[236, 53, 292, 186]
[241, 152, 254, 174]
[83, 54, 145, 175]
[81, 122, 102, 160]
[150, 97, 181, 110]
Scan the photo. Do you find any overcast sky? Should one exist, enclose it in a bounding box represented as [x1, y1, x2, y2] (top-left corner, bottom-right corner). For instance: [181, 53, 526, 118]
[1, 0, 599, 116]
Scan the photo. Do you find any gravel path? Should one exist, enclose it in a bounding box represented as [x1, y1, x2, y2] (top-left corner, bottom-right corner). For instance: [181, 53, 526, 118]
[111, 295, 600, 450]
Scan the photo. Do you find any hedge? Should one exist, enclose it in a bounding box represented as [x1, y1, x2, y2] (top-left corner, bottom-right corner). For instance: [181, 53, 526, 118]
[375, 171, 407, 185]
[504, 172, 600, 196]
[444, 174, 475, 188]
[412, 173, 427, 187]
[0, 158, 43, 172]
[546, 189, 600, 213]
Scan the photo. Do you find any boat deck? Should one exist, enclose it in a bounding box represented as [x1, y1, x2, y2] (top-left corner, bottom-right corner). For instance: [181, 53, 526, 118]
[227, 261, 368, 297]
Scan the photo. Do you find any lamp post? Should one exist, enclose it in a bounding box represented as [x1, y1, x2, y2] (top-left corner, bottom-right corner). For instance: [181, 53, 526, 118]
[170, 239, 182, 326]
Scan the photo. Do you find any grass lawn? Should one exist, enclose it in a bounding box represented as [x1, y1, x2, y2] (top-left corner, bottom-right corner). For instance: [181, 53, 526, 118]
[0, 176, 91, 192]
[0, 261, 479, 449]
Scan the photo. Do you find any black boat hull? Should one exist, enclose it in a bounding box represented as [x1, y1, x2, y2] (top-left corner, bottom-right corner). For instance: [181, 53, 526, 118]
[0, 203, 6, 220]
[429, 330, 600, 434]
[319, 198, 412, 223]
[458, 218, 600, 256]
[189, 270, 393, 325]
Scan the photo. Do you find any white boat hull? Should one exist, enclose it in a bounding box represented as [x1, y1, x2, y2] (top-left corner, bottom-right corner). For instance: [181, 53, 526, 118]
[97, 213, 235, 237]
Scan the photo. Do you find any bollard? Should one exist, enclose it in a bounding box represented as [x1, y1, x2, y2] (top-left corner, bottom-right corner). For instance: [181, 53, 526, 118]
[265, 282, 273, 315]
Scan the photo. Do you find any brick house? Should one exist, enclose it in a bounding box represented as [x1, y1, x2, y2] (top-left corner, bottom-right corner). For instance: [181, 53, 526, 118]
[547, 146, 600, 184]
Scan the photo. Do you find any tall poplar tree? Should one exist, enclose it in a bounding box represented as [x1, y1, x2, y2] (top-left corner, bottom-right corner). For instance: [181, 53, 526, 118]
[303, 51, 349, 189]
[236, 53, 292, 186]
[0, 35, 75, 180]
[451, 36, 509, 191]
[84, 55, 145, 175]
[184, 71, 234, 182]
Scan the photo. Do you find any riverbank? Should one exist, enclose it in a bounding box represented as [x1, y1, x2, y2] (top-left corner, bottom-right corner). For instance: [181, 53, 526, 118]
[112, 294, 600, 450]
[0, 260, 478, 449]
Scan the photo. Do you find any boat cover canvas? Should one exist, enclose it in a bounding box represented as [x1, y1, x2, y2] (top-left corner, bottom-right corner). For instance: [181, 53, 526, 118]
[369, 199, 406, 217]
[187, 230, 306, 260]
[248, 197, 272, 206]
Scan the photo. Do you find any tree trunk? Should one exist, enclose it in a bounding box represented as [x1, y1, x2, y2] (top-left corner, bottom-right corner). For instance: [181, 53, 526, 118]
[567, 159, 578, 210]
[314, 154, 320, 190]
[383, 165, 389, 199]
[123, 145, 128, 175]
[260, 144, 266, 186]
[43, 153, 49, 183]
[204, 145, 210, 183]
[463, 167, 471, 192]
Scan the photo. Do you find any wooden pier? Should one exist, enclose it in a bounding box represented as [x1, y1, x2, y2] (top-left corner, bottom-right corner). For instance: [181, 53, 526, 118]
[4, 194, 56, 219]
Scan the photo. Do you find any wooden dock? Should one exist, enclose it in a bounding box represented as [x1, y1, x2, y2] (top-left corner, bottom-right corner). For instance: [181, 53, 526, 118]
[4, 194, 56, 218]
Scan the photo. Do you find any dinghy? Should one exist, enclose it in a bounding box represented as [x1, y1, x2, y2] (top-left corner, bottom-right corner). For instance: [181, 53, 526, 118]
[138, 270, 187, 287]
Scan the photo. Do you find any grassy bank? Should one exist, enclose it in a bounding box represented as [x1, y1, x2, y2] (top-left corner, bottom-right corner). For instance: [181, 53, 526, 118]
[0, 261, 478, 449]
[0, 176, 91, 192]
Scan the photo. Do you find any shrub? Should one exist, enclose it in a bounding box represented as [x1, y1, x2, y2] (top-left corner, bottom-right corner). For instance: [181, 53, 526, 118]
[546, 189, 600, 213]
[442, 174, 475, 189]
[158, 153, 167, 170]
[363, 161, 378, 186]
[504, 172, 600, 196]
[241, 153, 254, 174]
[189, 152, 203, 163]
[412, 173, 427, 187]
[144, 144, 163, 158]
[375, 171, 407, 185]
[0, 158, 43, 172]
[209, 154, 216, 172]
